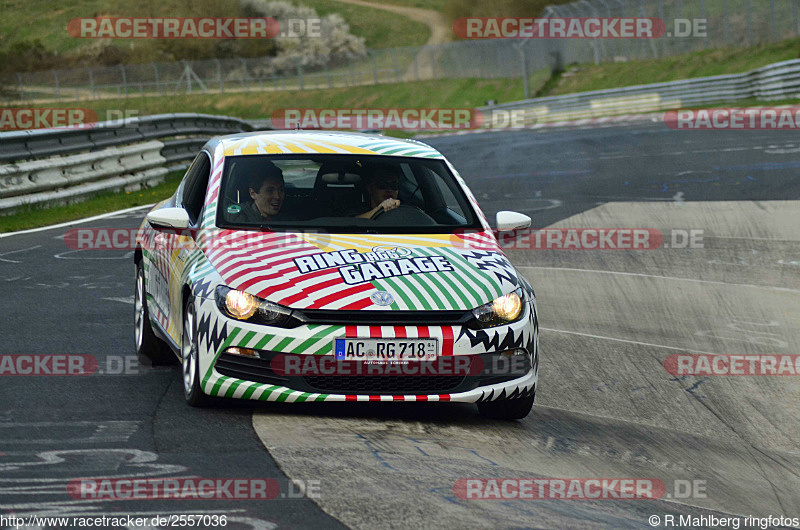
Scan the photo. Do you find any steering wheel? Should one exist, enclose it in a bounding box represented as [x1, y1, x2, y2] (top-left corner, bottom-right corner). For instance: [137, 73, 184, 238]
[369, 203, 424, 220]
[369, 204, 437, 226]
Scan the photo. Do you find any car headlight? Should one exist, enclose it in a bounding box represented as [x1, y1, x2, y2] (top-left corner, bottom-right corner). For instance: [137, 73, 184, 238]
[471, 287, 525, 328]
[215, 286, 296, 327]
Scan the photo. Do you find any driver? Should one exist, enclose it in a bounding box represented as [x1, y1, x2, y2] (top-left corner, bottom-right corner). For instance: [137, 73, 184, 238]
[356, 166, 401, 219]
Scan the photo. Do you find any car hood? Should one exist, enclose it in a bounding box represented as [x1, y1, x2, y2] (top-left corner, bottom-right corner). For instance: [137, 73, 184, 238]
[200, 230, 522, 311]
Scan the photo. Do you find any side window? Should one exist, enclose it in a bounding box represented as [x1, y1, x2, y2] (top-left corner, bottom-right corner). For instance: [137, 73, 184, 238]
[181, 152, 212, 225]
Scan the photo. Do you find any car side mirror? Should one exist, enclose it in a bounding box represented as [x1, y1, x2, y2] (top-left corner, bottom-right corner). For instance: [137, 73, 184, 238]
[146, 208, 191, 230]
[496, 211, 531, 232]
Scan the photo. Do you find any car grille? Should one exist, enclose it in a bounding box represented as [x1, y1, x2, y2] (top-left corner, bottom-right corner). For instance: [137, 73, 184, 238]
[302, 375, 465, 394]
[214, 351, 531, 396]
[296, 309, 472, 326]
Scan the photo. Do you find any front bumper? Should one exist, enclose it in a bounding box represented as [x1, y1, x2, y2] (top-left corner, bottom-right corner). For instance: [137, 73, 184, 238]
[194, 297, 538, 403]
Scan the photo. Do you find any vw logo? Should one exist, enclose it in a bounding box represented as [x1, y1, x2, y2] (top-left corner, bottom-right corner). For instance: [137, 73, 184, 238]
[370, 291, 394, 306]
[372, 245, 412, 257]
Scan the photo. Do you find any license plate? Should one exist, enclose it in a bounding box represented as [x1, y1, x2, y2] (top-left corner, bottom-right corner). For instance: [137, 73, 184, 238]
[334, 338, 438, 362]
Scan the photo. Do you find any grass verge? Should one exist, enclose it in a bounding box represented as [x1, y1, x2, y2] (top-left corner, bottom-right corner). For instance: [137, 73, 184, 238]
[0, 171, 184, 233]
[31, 78, 533, 119]
[548, 38, 800, 96]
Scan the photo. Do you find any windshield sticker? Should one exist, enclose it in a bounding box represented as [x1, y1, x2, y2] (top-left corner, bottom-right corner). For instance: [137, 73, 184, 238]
[294, 248, 454, 285]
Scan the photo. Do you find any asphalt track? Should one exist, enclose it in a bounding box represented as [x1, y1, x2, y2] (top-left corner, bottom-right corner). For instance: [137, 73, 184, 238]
[1, 122, 799, 529]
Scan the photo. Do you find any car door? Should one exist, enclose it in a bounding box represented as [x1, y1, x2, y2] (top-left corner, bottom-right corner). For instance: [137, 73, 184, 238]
[163, 151, 212, 343]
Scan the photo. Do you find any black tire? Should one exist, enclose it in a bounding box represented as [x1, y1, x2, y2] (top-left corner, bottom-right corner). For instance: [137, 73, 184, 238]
[477, 392, 535, 420]
[182, 298, 211, 407]
[134, 261, 175, 366]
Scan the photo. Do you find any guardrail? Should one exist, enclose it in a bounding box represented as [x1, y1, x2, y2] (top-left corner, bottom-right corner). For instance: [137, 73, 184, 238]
[481, 58, 800, 125]
[3, 58, 800, 215]
[0, 141, 168, 214]
[0, 113, 255, 163]
[0, 113, 256, 215]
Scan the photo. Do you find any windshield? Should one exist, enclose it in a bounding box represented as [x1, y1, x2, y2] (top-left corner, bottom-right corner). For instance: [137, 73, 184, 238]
[216, 154, 481, 233]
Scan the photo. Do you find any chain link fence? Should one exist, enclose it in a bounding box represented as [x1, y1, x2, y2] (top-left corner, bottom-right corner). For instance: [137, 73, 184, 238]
[2, 41, 561, 104]
[2, 0, 798, 104]
[544, 0, 800, 62]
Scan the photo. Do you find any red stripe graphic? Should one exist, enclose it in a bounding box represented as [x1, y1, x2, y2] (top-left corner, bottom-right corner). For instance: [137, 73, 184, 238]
[216, 247, 314, 280]
[442, 326, 454, 356]
[270, 272, 342, 306]
[394, 326, 407, 338]
[307, 283, 374, 309]
[339, 297, 374, 310]
[345, 326, 357, 338]
[369, 327, 383, 338]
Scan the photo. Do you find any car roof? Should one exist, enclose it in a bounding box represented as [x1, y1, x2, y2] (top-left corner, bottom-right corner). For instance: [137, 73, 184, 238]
[206, 130, 445, 159]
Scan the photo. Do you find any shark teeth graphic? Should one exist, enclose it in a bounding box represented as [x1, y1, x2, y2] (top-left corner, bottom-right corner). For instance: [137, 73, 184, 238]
[459, 250, 520, 290]
[196, 304, 228, 357]
[476, 383, 535, 403]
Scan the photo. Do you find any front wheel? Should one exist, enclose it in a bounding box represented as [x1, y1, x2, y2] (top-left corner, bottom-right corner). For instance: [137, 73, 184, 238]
[182, 299, 211, 407]
[477, 392, 535, 420]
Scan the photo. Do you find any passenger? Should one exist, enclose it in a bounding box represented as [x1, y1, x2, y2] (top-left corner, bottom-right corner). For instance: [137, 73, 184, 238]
[232, 162, 287, 223]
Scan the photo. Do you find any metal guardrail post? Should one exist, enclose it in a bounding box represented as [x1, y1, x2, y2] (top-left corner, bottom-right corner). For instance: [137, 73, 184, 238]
[514, 44, 530, 100]
[119, 64, 128, 97]
[614, 0, 633, 59]
[153, 63, 161, 96]
[296, 58, 304, 90]
[392, 48, 399, 83]
[52, 70, 60, 101]
[724, 0, 731, 45]
[770, 0, 777, 42]
[325, 62, 332, 89]
[597, 0, 615, 60]
[15, 74, 24, 103]
[658, 0, 667, 56]
[638, 0, 658, 59]
[216, 59, 224, 94]
[795, 0, 800, 38]
[700, 0, 708, 49]
[369, 51, 378, 85]
[347, 58, 353, 87]
[87, 68, 95, 99]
